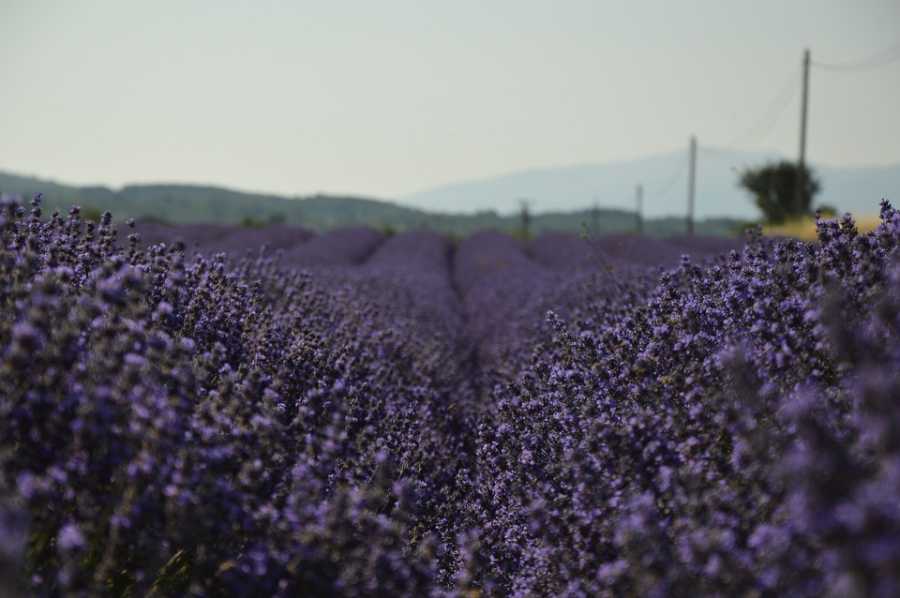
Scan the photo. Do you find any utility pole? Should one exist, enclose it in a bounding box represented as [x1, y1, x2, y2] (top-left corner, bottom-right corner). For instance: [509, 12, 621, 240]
[796, 48, 811, 212]
[635, 184, 643, 234]
[519, 199, 531, 239]
[687, 136, 696, 236]
[591, 200, 600, 236]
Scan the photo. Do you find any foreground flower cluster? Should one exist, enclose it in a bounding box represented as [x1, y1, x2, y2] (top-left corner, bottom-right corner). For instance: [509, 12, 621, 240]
[1, 194, 898, 596]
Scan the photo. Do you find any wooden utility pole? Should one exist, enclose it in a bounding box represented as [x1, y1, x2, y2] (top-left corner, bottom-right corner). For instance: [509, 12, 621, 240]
[519, 199, 531, 239]
[796, 48, 811, 212]
[687, 136, 697, 236]
[635, 184, 643, 234]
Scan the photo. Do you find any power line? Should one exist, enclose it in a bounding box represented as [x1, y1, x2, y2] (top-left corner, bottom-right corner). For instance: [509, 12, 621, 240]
[812, 41, 900, 71]
[638, 149, 689, 222]
[713, 43, 900, 155]
[637, 44, 896, 230]
[723, 65, 800, 149]
[649, 161, 686, 198]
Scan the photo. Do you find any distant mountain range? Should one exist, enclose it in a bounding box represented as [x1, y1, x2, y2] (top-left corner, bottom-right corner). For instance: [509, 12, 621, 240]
[400, 148, 900, 219]
[0, 169, 742, 237]
[3, 148, 895, 237]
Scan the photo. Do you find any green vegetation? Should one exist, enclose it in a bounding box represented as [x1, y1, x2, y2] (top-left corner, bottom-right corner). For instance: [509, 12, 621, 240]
[240, 216, 266, 228]
[739, 161, 821, 224]
[1, 170, 746, 237]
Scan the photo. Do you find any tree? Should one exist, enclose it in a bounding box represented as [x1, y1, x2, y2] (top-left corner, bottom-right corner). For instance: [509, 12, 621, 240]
[739, 161, 821, 224]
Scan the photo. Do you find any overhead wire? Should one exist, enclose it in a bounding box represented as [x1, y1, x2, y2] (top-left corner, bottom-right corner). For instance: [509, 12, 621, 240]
[627, 157, 684, 221]
[666, 65, 801, 220]
[720, 65, 800, 150]
[638, 42, 899, 223]
[645, 156, 687, 197]
[812, 41, 900, 71]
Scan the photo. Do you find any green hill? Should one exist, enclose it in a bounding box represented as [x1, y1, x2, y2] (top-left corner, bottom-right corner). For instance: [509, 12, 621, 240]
[0, 170, 744, 237]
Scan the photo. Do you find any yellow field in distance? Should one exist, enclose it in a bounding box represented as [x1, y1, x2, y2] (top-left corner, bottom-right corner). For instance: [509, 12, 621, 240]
[762, 214, 881, 241]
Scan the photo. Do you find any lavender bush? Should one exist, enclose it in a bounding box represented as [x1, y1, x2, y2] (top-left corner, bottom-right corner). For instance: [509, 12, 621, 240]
[116, 221, 235, 251]
[1, 192, 899, 597]
[198, 225, 314, 258]
[279, 227, 384, 270]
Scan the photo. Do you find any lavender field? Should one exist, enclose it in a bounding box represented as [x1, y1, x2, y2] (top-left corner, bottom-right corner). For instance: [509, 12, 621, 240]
[2, 194, 900, 597]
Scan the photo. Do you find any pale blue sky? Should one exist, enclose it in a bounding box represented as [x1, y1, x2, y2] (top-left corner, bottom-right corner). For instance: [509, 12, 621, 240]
[2, 1, 899, 202]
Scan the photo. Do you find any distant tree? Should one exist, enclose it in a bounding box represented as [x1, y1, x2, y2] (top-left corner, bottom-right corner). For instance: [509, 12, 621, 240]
[79, 206, 104, 222]
[739, 161, 821, 224]
[816, 204, 838, 218]
[240, 216, 264, 228]
[268, 212, 287, 225]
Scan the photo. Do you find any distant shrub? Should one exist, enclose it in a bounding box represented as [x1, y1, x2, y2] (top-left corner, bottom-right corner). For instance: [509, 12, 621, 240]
[78, 205, 104, 222]
[136, 213, 173, 225]
[739, 160, 821, 224]
[816, 203, 838, 217]
[240, 216, 265, 228]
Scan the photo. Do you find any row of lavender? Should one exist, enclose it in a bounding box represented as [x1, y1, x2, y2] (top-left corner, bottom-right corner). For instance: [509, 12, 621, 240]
[2, 193, 899, 596]
[0, 200, 477, 595]
[467, 207, 900, 596]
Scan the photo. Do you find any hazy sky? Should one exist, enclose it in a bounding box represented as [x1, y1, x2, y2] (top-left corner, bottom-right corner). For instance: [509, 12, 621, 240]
[3, 0, 899, 201]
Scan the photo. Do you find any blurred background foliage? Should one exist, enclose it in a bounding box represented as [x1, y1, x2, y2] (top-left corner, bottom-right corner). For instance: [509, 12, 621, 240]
[0, 170, 745, 237]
